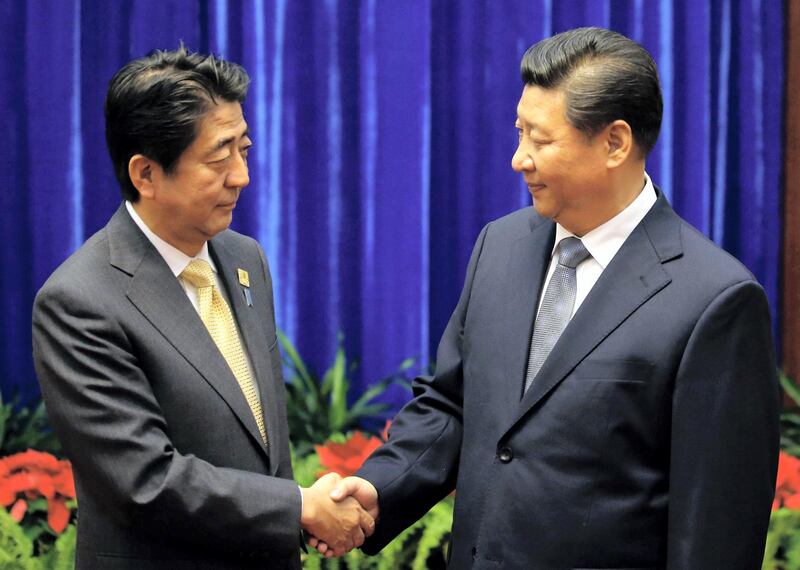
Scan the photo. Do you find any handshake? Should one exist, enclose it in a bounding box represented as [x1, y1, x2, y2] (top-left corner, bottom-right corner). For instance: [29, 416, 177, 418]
[300, 474, 379, 557]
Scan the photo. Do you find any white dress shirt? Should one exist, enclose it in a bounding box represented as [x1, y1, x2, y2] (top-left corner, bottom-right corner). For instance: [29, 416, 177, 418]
[536, 174, 658, 319]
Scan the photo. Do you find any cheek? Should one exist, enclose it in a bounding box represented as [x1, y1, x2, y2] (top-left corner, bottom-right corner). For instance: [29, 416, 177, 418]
[197, 176, 227, 201]
[536, 148, 568, 173]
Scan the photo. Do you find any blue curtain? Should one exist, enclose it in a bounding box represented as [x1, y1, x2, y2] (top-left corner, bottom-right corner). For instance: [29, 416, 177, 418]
[0, 0, 784, 410]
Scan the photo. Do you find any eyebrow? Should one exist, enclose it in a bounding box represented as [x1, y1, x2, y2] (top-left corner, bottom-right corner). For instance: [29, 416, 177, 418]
[516, 119, 539, 130]
[516, 117, 548, 135]
[209, 128, 251, 154]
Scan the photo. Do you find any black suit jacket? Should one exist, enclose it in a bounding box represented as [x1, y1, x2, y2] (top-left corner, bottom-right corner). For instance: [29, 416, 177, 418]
[358, 191, 780, 569]
[33, 205, 302, 569]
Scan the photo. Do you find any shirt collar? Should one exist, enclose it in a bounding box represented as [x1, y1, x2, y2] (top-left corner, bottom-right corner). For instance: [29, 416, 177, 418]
[125, 201, 217, 277]
[552, 172, 658, 269]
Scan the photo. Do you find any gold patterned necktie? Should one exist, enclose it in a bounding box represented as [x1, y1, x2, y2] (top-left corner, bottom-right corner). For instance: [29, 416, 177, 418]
[180, 259, 267, 444]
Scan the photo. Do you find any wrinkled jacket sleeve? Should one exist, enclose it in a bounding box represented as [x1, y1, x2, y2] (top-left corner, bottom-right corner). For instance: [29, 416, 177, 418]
[357, 224, 489, 553]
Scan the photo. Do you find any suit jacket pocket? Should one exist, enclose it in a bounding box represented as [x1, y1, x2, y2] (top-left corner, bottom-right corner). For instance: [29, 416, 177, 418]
[572, 567, 657, 570]
[573, 358, 653, 383]
[96, 553, 198, 570]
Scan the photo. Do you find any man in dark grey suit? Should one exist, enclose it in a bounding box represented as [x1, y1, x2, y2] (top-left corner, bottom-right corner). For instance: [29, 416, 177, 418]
[32, 47, 372, 569]
[320, 28, 780, 568]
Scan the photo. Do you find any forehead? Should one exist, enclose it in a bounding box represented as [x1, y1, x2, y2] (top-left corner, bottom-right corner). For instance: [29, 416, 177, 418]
[194, 101, 248, 145]
[516, 85, 568, 128]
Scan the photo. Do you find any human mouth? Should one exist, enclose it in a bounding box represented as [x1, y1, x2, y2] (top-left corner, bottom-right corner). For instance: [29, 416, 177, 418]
[527, 183, 546, 193]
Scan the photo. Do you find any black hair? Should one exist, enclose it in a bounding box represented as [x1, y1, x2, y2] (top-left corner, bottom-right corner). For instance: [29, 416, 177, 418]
[520, 27, 662, 156]
[104, 45, 250, 201]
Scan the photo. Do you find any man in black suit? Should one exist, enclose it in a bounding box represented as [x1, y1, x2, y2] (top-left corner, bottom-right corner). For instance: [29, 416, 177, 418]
[33, 47, 372, 569]
[319, 27, 780, 569]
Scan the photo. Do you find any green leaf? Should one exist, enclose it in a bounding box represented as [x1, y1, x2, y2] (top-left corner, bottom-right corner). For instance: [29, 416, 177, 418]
[325, 432, 347, 444]
[278, 332, 313, 386]
[342, 548, 370, 570]
[300, 551, 322, 570]
[345, 405, 388, 425]
[21, 522, 50, 546]
[763, 509, 800, 569]
[411, 499, 453, 569]
[398, 358, 415, 371]
[280, 329, 413, 457]
[349, 380, 392, 411]
[292, 449, 322, 488]
[0, 508, 35, 566]
[39, 525, 75, 570]
[0, 390, 61, 456]
[327, 349, 348, 432]
[24, 499, 48, 514]
[780, 372, 800, 407]
[0, 396, 8, 451]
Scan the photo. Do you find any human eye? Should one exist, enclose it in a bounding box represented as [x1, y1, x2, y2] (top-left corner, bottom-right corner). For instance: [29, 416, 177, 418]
[208, 154, 231, 165]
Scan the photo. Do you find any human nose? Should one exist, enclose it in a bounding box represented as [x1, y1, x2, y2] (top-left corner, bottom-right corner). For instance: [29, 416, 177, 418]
[226, 152, 250, 189]
[511, 144, 534, 172]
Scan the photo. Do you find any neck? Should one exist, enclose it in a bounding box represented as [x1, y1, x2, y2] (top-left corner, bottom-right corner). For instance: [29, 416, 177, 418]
[560, 165, 646, 236]
[131, 201, 204, 257]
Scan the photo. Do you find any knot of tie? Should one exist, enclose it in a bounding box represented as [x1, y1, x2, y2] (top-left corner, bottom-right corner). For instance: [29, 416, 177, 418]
[557, 237, 590, 269]
[181, 259, 216, 289]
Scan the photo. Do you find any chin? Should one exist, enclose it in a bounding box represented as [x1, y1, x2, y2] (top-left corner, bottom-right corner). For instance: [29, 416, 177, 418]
[207, 216, 234, 237]
[531, 200, 554, 220]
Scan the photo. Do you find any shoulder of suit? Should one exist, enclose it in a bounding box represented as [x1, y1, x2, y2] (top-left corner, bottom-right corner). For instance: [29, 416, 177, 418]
[213, 229, 272, 279]
[36, 226, 112, 293]
[215, 228, 261, 251]
[480, 206, 545, 241]
[673, 217, 758, 284]
[490, 206, 539, 226]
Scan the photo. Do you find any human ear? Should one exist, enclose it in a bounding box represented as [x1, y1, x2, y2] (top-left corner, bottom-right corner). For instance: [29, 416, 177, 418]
[605, 120, 634, 168]
[128, 154, 156, 199]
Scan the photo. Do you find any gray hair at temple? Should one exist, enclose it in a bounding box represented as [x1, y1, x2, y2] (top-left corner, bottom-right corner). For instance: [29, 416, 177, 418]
[520, 27, 663, 156]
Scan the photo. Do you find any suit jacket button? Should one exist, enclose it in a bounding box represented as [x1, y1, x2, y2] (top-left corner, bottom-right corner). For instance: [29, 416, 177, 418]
[498, 446, 513, 463]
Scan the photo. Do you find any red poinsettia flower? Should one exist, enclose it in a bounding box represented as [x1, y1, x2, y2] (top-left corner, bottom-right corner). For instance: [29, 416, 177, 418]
[47, 496, 72, 533]
[380, 420, 391, 442]
[315, 431, 384, 478]
[9, 499, 27, 522]
[0, 449, 76, 533]
[773, 450, 800, 511]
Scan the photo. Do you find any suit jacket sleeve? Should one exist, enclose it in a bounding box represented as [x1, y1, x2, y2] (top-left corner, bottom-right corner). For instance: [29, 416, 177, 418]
[357, 224, 490, 553]
[31, 249, 302, 557]
[666, 279, 780, 568]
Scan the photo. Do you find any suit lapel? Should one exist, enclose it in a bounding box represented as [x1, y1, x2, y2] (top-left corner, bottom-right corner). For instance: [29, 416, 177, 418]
[107, 206, 270, 459]
[500, 218, 555, 413]
[210, 238, 284, 471]
[509, 193, 681, 429]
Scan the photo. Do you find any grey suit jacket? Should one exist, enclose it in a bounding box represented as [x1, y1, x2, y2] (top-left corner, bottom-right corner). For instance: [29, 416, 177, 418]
[358, 190, 780, 569]
[33, 205, 302, 569]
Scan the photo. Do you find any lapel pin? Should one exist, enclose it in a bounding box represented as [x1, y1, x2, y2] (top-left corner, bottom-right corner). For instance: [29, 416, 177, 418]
[238, 268, 254, 307]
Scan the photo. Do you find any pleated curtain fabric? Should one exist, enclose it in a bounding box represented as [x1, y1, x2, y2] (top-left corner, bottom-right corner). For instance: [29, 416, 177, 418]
[2, 1, 784, 406]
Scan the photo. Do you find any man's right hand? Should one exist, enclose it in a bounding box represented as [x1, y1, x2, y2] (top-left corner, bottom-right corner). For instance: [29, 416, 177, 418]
[307, 476, 380, 556]
[300, 473, 375, 557]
